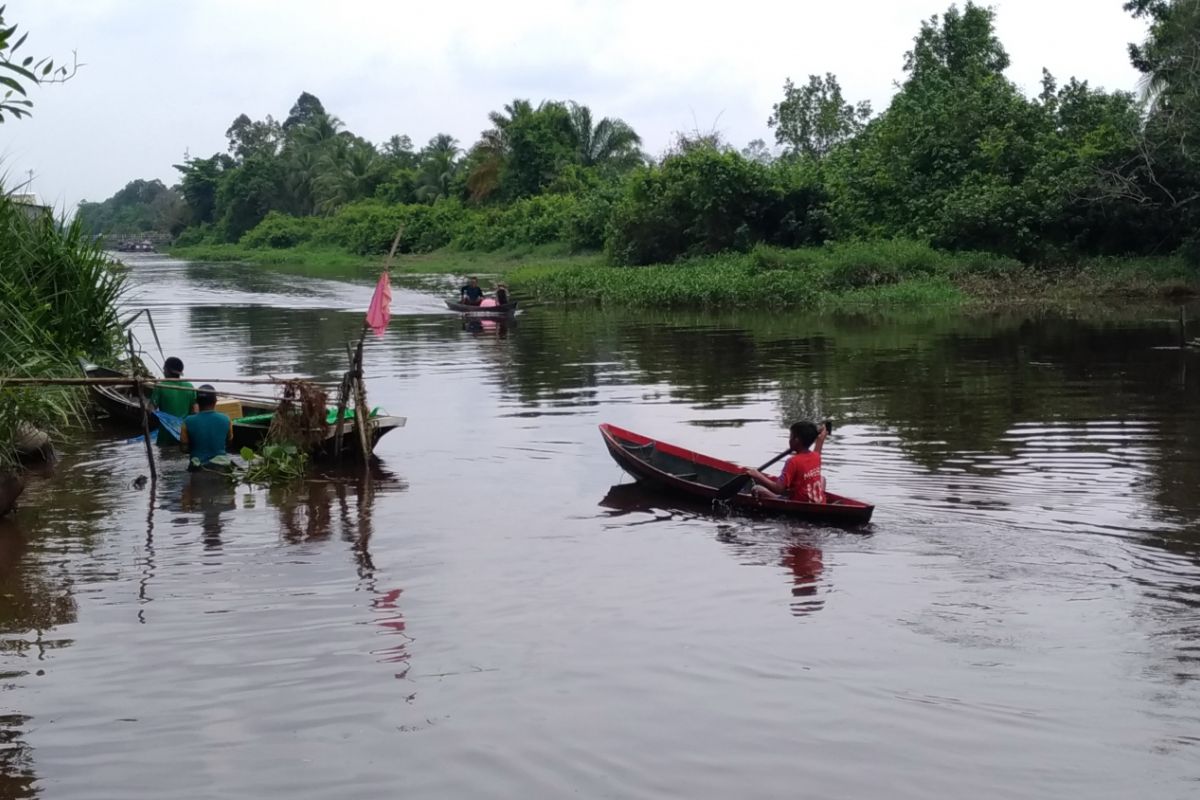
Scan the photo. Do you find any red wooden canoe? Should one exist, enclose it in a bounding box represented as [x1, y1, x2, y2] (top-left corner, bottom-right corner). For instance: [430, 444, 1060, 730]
[599, 423, 874, 524]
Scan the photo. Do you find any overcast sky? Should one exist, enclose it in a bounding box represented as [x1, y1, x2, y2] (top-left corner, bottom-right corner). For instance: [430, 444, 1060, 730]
[3, 0, 1149, 212]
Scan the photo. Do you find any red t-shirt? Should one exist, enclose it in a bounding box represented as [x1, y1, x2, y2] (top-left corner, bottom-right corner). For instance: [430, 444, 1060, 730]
[779, 451, 825, 503]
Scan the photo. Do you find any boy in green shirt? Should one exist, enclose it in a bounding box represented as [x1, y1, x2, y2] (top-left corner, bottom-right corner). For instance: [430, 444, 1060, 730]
[149, 356, 196, 444]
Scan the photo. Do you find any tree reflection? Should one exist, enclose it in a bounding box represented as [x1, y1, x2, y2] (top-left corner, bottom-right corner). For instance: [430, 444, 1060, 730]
[269, 463, 415, 680]
[0, 517, 80, 800]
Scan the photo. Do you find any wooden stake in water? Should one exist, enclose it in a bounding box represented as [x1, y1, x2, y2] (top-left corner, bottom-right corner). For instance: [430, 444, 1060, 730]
[127, 332, 157, 485]
[352, 335, 371, 463]
[332, 366, 352, 460]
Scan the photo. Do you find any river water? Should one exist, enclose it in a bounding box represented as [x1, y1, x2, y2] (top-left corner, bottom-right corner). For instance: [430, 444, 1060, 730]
[2, 254, 1198, 799]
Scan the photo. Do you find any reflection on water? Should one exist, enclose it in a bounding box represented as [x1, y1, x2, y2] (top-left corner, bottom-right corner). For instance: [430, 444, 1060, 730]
[2, 255, 1198, 799]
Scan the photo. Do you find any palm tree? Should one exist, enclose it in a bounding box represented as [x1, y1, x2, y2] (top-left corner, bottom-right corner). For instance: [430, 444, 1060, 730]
[314, 140, 382, 212]
[284, 147, 321, 216]
[1131, 1, 1200, 109]
[567, 102, 644, 169]
[293, 112, 347, 151]
[482, 99, 536, 152]
[415, 134, 461, 202]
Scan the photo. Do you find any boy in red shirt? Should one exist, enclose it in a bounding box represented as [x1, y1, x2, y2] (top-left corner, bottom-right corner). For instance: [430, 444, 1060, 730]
[745, 421, 827, 503]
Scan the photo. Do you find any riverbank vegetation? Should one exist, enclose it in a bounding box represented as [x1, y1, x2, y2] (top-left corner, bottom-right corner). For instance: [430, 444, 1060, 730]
[94, 2, 1200, 305]
[508, 241, 1198, 309]
[0, 195, 128, 470]
[0, 9, 124, 485]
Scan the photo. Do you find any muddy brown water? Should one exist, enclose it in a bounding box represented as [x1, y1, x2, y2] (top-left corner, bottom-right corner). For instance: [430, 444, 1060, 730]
[2, 254, 1198, 799]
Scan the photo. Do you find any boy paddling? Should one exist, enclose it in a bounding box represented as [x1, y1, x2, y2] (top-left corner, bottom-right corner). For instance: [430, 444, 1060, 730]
[460, 276, 484, 305]
[745, 421, 828, 503]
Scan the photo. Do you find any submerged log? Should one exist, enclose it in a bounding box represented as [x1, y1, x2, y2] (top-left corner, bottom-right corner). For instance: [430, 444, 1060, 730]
[0, 472, 25, 517]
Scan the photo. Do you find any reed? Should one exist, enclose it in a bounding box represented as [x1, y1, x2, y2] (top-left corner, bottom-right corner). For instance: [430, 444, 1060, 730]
[0, 193, 128, 469]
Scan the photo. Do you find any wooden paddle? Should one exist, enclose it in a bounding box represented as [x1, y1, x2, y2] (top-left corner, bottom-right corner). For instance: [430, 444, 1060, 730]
[714, 448, 792, 500]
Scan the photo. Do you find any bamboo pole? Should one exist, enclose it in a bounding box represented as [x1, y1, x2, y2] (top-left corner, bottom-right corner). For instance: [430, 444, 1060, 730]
[332, 359, 352, 460]
[0, 376, 338, 387]
[127, 333, 157, 485]
[352, 335, 371, 462]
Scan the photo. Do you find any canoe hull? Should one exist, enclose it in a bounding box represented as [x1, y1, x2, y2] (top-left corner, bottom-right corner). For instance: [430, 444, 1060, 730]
[445, 299, 519, 314]
[81, 363, 404, 460]
[598, 423, 874, 524]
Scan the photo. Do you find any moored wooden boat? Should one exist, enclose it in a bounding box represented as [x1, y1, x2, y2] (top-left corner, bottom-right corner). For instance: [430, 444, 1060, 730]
[445, 298, 519, 314]
[598, 423, 874, 524]
[80, 362, 405, 459]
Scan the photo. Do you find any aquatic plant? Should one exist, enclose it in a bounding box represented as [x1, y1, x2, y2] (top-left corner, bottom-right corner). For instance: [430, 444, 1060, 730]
[232, 444, 309, 486]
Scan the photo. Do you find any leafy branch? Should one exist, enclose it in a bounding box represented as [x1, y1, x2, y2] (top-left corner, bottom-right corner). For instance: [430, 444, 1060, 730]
[0, 4, 78, 122]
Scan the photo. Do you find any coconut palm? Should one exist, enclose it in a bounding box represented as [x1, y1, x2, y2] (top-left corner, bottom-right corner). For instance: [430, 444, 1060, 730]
[415, 134, 461, 202]
[1130, 1, 1200, 117]
[292, 112, 347, 151]
[314, 140, 383, 212]
[566, 102, 644, 169]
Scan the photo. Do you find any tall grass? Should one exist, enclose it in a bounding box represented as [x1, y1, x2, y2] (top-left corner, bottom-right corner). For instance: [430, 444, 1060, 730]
[0, 198, 126, 356]
[0, 315, 84, 469]
[508, 240, 1015, 308]
[509, 240, 1197, 309]
[0, 194, 127, 468]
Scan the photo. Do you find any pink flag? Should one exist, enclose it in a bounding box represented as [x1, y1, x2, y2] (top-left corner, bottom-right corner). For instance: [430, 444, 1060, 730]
[365, 271, 392, 336]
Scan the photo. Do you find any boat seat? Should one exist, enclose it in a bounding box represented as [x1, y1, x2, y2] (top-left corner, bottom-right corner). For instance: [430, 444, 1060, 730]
[670, 472, 698, 481]
[621, 441, 656, 454]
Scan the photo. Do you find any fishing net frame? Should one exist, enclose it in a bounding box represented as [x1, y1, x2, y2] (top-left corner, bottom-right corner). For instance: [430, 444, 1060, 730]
[266, 378, 329, 452]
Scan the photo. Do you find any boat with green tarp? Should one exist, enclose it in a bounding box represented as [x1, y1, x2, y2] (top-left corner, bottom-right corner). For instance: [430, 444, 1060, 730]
[80, 362, 405, 459]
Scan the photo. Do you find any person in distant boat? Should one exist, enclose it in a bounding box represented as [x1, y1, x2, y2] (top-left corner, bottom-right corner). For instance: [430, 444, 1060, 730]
[460, 276, 484, 305]
[495, 283, 510, 306]
[180, 385, 233, 471]
[745, 420, 827, 503]
[149, 356, 197, 443]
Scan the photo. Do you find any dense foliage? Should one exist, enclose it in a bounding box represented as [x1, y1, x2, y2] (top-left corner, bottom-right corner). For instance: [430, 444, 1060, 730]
[0, 194, 127, 468]
[91, 2, 1199, 273]
[76, 179, 188, 236]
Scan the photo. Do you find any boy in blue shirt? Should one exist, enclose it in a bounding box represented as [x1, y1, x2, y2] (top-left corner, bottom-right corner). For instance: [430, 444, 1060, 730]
[460, 276, 484, 305]
[180, 385, 233, 471]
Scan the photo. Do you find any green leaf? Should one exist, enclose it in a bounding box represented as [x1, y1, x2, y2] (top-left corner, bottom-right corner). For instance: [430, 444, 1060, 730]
[240, 446, 255, 460]
[0, 75, 27, 96]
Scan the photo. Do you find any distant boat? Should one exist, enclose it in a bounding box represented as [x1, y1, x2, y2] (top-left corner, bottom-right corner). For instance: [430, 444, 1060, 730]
[445, 298, 519, 314]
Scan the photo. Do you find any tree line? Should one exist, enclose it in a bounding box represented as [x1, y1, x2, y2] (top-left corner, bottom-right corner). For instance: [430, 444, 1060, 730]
[79, 1, 1200, 267]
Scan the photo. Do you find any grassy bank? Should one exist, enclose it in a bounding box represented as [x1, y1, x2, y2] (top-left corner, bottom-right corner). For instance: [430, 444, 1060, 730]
[167, 241, 603, 277]
[507, 242, 1200, 310]
[167, 238, 1199, 310]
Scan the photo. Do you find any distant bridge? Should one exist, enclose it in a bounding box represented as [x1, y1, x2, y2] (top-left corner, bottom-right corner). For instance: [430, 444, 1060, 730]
[101, 231, 174, 251]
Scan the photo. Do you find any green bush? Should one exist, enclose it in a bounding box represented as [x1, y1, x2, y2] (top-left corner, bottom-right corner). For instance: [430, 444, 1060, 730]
[605, 148, 827, 266]
[311, 200, 467, 255]
[173, 223, 217, 247]
[241, 211, 324, 249]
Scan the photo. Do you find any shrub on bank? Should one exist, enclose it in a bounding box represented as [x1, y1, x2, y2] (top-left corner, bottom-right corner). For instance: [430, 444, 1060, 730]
[604, 148, 828, 266]
[509, 240, 1024, 308]
[240, 211, 324, 249]
[236, 193, 614, 257]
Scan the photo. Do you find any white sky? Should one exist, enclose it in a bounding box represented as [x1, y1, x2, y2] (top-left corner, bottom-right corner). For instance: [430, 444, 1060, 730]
[2, 0, 1149, 212]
